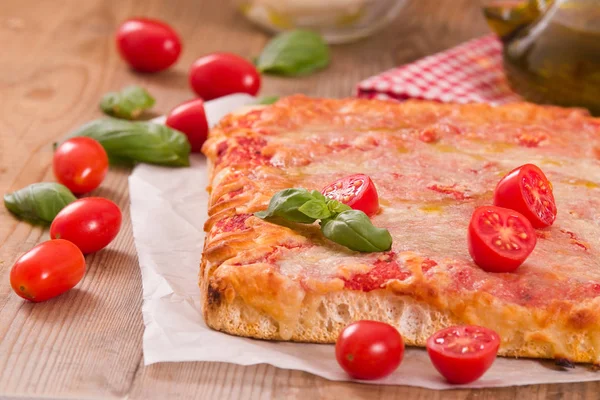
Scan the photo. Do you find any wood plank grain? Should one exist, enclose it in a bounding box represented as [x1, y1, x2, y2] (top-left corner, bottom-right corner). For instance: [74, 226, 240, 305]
[1, 0, 599, 398]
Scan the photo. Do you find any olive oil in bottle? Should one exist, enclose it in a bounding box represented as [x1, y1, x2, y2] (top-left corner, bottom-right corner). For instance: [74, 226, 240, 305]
[483, 0, 600, 115]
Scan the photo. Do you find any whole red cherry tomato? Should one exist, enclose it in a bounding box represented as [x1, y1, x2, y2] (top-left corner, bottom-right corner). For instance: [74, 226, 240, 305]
[494, 163, 557, 228]
[53, 137, 108, 194]
[427, 325, 500, 384]
[50, 197, 122, 254]
[336, 320, 405, 380]
[116, 18, 181, 73]
[468, 205, 536, 273]
[321, 174, 380, 216]
[189, 53, 261, 100]
[10, 239, 86, 302]
[165, 98, 209, 153]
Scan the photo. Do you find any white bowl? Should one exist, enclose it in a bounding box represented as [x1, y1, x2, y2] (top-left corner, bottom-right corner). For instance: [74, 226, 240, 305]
[235, 0, 407, 44]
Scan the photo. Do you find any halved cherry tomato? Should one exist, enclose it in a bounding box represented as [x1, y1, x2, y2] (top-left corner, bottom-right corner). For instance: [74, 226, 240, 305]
[321, 174, 380, 216]
[494, 163, 557, 228]
[53, 137, 109, 194]
[468, 205, 536, 273]
[165, 98, 209, 153]
[189, 53, 261, 100]
[335, 320, 404, 380]
[50, 197, 122, 254]
[116, 18, 181, 73]
[10, 239, 86, 302]
[427, 325, 500, 384]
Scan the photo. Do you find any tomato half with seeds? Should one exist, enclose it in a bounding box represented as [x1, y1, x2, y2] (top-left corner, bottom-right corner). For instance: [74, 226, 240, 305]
[427, 325, 500, 384]
[321, 174, 380, 216]
[468, 206, 536, 273]
[336, 320, 404, 380]
[494, 164, 557, 228]
[10, 239, 86, 302]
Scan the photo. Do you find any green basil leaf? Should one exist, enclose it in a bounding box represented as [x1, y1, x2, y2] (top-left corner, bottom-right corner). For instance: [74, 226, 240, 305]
[258, 96, 280, 105]
[70, 118, 190, 167]
[4, 182, 76, 224]
[309, 190, 327, 203]
[256, 30, 330, 76]
[255, 188, 317, 223]
[298, 199, 331, 220]
[100, 85, 155, 120]
[321, 210, 392, 252]
[326, 199, 352, 214]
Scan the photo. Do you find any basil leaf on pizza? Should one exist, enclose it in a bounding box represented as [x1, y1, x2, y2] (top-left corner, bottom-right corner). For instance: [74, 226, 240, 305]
[298, 199, 331, 220]
[321, 210, 393, 252]
[255, 188, 317, 223]
[257, 188, 392, 252]
[309, 190, 328, 203]
[326, 199, 352, 214]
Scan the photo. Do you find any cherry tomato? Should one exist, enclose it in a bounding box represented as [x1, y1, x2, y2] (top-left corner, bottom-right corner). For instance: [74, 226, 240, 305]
[321, 174, 380, 216]
[50, 197, 122, 255]
[189, 53, 261, 100]
[116, 18, 181, 73]
[10, 239, 86, 302]
[53, 137, 109, 194]
[468, 205, 536, 273]
[335, 320, 404, 380]
[427, 325, 500, 384]
[494, 163, 557, 228]
[165, 99, 209, 153]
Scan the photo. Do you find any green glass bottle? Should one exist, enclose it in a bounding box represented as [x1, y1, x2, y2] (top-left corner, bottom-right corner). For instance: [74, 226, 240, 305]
[483, 0, 600, 115]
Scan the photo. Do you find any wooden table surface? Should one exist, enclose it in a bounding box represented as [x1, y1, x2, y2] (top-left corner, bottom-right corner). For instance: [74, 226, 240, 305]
[1, 0, 598, 398]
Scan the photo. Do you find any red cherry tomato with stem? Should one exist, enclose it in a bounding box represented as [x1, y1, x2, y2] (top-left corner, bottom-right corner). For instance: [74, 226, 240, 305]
[50, 197, 122, 255]
[321, 174, 380, 216]
[116, 18, 181, 73]
[189, 53, 261, 100]
[53, 137, 108, 194]
[427, 325, 500, 384]
[165, 98, 209, 153]
[468, 205, 536, 273]
[336, 320, 405, 380]
[10, 239, 86, 302]
[494, 163, 557, 228]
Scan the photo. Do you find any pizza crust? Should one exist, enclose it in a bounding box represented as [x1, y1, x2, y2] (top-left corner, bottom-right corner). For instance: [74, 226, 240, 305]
[203, 282, 600, 363]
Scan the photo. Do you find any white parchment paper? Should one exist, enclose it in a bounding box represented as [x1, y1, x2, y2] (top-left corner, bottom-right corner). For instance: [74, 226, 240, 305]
[129, 94, 600, 389]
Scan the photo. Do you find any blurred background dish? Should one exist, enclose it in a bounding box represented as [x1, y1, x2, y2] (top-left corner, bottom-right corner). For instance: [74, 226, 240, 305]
[235, 0, 407, 44]
[483, 0, 600, 115]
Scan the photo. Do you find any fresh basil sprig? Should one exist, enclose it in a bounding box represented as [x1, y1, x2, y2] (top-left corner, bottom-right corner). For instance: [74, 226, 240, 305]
[100, 85, 155, 120]
[4, 183, 76, 224]
[255, 188, 392, 253]
[256, 30, 330, 76]
[70, 118, 191, 167]
[255, 188, 321, 223]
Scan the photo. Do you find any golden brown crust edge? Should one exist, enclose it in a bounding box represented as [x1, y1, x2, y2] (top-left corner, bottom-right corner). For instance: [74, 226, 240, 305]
[203, 285, 595, 362]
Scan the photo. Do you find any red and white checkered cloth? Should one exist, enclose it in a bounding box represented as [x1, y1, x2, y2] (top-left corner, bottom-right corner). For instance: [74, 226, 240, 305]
[356, 35, 522, 105]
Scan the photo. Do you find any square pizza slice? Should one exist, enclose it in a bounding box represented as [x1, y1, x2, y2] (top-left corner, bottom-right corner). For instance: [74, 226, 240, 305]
[200, 95, 600, 363]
